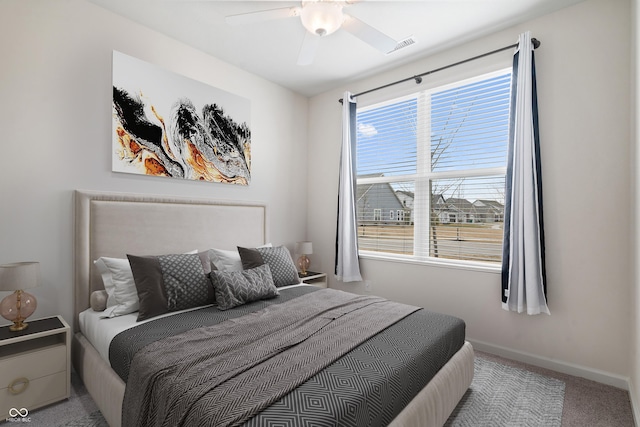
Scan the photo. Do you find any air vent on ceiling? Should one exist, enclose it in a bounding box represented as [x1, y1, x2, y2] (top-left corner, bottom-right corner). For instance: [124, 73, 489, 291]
[387, 36, 416, 55]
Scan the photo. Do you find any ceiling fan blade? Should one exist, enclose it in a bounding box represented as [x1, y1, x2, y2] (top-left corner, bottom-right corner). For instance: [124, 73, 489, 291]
[225, 7, 300, 26]
[297, 32, 321, 66]
[341, 14, 398, 54]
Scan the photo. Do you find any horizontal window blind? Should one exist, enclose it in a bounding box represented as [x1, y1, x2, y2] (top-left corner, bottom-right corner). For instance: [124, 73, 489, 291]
[421, 176, 506, 263]
[355, 70, 511, 266]
[356, 180, 414, 255]
[431, 75, 510, 172]
[357, 98, 417, 177]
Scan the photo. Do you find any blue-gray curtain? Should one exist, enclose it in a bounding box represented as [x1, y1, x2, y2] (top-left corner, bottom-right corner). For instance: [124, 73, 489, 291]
[335, 92, 363, 282]
[501, 32, 549, 315]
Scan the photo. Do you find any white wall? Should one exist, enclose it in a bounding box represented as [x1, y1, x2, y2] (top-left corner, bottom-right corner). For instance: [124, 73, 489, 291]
[0, 0, 309, 328]
[308, 0, 633, 383]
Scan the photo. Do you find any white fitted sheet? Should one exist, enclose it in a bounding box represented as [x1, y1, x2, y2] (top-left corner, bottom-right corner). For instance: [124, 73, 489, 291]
[78, 304, 209, 364]
[79, 283, 311, 364]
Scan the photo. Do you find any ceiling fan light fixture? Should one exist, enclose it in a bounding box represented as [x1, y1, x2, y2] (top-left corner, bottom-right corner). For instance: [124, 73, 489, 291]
[301, 1, 344, 37]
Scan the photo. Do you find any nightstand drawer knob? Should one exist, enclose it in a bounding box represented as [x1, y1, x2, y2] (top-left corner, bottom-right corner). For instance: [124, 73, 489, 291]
[8, 377, 29, 395]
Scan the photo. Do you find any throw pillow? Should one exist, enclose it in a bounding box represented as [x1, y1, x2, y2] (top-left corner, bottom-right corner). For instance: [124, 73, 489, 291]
[210, 264, 278, 310]
[238, 245, 300, 287]
[209, 243, 272, 272]
[90, 290, 108, 312]
[128, 252, 213, 321]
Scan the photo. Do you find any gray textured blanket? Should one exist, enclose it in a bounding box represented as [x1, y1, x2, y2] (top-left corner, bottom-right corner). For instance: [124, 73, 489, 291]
[122, 289, 420, 427]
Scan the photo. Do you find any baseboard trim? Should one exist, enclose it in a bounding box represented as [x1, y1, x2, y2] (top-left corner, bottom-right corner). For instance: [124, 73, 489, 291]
[629, 381, 640, 426]
[469, 339, 630, 391]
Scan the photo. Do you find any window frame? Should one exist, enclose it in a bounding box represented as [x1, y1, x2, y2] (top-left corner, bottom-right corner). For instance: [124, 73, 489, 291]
[355, 68, 511, 272]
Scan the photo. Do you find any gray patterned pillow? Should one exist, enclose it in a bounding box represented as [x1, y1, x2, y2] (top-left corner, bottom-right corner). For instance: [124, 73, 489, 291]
[210, 264, 279, 311]
[238, 246, 301, 287]
[128, 252, 213, 321]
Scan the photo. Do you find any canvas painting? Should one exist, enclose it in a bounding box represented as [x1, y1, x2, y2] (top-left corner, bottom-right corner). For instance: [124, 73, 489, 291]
[112, 51, 251, 185]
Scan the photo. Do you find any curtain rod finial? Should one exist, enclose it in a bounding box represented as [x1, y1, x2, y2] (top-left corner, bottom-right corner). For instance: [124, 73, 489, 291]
[414, 76, 422, 84]
[532, 38, 541, 49]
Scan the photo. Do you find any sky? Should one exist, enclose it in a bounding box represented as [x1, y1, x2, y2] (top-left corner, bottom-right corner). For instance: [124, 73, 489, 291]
[356, 71, 511, 204]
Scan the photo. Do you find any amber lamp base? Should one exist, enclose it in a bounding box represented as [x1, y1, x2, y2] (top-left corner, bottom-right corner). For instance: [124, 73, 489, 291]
[297, 255, 310, 276]
[1, 290, 37, 332]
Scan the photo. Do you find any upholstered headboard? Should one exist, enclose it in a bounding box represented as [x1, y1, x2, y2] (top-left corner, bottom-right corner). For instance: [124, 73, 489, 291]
[74, 190, 268, 328]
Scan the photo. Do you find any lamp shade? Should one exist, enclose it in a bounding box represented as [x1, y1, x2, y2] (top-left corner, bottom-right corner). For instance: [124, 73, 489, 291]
[295, 241, 313, 255]
[0, 262, 40, 291]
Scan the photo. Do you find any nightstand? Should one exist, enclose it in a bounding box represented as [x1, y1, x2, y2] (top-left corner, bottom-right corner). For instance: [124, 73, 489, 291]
[0, 315, 70, 419]
[299, 271, 327, 288]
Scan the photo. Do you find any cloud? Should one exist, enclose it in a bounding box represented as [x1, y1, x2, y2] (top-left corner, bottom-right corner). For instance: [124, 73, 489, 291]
[358, 123, 378, 137]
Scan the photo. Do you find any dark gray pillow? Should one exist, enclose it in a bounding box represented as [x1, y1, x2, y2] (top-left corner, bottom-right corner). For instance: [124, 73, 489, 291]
[210, 264, 279, 311]
[128, 252, 213, 321]
[237, 246, 265, 269]
[238, 246, 300, 287]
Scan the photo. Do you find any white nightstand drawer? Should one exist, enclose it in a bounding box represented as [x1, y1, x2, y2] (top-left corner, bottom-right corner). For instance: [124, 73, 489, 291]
[0, 316, 70, 418]
[0, 370, 68, 418]
[0, 344, 66, 387]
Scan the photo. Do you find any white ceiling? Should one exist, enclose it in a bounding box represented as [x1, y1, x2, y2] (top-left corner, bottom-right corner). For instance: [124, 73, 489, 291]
[87, 0, 584, 97]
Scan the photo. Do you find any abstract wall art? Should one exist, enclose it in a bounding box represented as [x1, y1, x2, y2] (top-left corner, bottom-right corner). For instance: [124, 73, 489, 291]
[112, 51, 251, 185]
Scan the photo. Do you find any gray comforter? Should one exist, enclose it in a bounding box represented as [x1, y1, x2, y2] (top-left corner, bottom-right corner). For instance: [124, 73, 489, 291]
[121, 289, 420, 427]
[111, 285, 466, 426]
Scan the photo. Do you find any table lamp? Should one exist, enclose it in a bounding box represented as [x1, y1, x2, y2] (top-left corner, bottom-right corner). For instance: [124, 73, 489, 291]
[295, 241, 313, 276]
[0, 262, 40, 331]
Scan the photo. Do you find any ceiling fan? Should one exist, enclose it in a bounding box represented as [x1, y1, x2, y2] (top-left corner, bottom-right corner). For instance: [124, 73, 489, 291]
[225, 1, 399, 66]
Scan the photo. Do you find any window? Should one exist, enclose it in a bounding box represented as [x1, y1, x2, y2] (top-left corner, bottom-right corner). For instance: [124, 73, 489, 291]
[355, 70, 510, 266]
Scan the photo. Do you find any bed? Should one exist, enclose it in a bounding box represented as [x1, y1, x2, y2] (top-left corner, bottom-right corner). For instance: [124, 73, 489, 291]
[71, 190, 474, 427]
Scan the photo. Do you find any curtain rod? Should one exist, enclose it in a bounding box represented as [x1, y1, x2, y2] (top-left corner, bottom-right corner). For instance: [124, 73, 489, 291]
[338, 38, 540, 104]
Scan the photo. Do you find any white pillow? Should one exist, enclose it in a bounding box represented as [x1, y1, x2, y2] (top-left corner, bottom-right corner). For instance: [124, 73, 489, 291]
[209, 243, 272, 272]
[94, 250, 198, 318]
[94, 257, 139, 317]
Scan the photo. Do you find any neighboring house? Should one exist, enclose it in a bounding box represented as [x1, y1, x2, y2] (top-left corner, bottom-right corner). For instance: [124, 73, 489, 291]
[383, 191, 504, 225]
[473, 199, 504, 222]
[395, 190, 415, 224]
[431, 194, 449, 224]
[395, 190, 415, 209]
[357, 174, 411, 224]
[443, 197, 477, 223]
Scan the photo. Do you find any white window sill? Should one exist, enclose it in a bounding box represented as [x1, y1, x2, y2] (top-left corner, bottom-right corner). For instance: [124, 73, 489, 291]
[358, 251, 501, 274]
